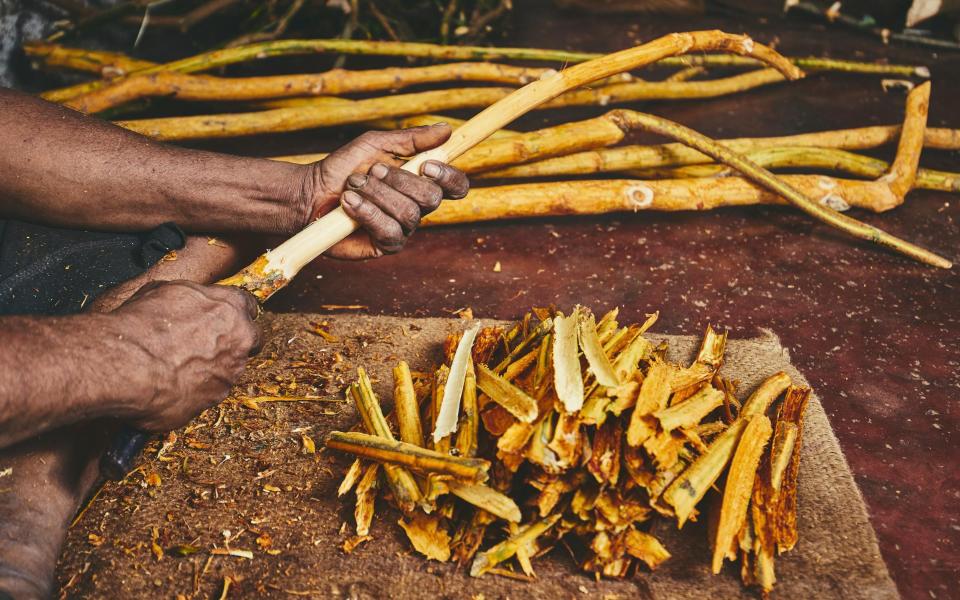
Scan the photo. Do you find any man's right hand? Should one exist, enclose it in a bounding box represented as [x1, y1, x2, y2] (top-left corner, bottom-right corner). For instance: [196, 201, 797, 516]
[110, 281, 260, 432]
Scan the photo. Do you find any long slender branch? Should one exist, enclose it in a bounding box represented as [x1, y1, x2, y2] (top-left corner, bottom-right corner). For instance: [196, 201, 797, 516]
[626, 146, 960, 192]
[115, 69, 789, 141]
[64, 62, 578, 114]
[484, 125, 960, 179]
[25, 39, 928, 78]
[419, 176, 906, 225]
[26, 44, 153, 77]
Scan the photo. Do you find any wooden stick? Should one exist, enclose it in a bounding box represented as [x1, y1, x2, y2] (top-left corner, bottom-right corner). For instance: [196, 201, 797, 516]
[219, 31, 804, 300]
[270, 115, 516, 165]
[665, 65, 707, 82]
[256, 68, 785, 111]
[26, 43, 153, 77]
[712, 415, 772, 574]
[116, 69, 789, 141]
[24, 39, 927, 103]
[66, 62, 614, 114]
[419, 176, 905, 223]
[325, 431, 490, 483]
[393, 361, 424, 447]
[349, 374, 424, 513]
[484, 125, 960, 179]
[627, 146, 960, 193]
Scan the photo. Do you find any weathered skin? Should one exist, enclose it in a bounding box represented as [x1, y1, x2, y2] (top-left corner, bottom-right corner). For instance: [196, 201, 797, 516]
[0, 87, 468, 598]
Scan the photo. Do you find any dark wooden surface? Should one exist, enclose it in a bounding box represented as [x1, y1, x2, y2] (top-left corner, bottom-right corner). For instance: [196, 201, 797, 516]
[196, 3, 959, 598]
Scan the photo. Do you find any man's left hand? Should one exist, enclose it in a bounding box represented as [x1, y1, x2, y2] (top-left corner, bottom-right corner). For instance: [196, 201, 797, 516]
[300, 123, 469, 260]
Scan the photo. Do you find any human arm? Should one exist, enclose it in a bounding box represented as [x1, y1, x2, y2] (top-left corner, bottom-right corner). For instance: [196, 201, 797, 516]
[0, 87, 468, 258]
[0, 281, 259, 448]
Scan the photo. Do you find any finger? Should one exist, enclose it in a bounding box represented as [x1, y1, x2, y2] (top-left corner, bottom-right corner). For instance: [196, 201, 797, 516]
[325, 232, 383, 261]
[208, 285, 260, 321]
[246, 321, 263, 356]
[369, 163, 443, 213]
[225, 285, 260, 321]
[367, 124, 452, 157]
[421, 160, 470, 199]
[347, 172, 421, 234]
[340, 190, 406, 254]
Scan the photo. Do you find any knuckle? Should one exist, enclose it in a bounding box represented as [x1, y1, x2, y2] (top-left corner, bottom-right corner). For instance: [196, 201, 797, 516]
[426, 184, 443, 208]
[452, 173, 470, 198]
[357, 199, 381, 221]
[377, 222, 406, 253]
[400, 205, 421, 230]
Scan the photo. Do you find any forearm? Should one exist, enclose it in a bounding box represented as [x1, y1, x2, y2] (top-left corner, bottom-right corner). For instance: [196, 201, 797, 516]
[0, 87, 310, 234]
[0, 313, 152, 448]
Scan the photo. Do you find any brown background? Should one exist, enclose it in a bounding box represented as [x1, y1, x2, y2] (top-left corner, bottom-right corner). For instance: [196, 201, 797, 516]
[180, 2, 959, 598]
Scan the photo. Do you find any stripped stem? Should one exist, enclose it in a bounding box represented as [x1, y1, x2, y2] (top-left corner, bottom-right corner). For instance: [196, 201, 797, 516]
[325, 431, 490, 484]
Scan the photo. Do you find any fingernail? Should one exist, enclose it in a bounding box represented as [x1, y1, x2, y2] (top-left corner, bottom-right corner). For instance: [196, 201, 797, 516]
[342, 191, 361, 208]
[434, 122, 448, 127]
[370, 163, 389, 179]
[422, 162, 441, 178]
[347, 173, 367, 188]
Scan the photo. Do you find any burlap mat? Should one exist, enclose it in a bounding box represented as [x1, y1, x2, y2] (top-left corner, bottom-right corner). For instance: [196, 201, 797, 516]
[56, 314, 898, 599]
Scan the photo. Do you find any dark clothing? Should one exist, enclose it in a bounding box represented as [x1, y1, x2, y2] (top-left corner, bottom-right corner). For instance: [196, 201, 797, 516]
[0, 220, 185, 315]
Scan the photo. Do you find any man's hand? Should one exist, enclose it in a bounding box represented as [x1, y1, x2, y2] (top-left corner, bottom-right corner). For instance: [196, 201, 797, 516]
[111, 281, 260, 432]
[302, 123, 470, 259]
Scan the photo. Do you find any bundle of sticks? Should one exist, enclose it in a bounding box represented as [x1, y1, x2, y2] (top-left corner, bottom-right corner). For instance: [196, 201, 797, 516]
[24, 34, 958, 269]
[325, 307, 808, 595]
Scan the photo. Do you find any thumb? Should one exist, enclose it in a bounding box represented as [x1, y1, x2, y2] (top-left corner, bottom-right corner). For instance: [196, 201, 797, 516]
[375, 123, 452, 157]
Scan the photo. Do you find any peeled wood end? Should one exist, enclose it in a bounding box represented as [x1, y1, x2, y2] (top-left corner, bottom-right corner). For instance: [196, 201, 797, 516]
[218, 254, 288, 302]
